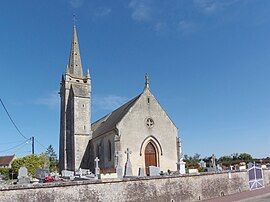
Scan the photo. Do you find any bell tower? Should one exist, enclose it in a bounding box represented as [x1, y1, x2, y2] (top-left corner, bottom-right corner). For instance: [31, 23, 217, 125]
[59, 25, 92, 171]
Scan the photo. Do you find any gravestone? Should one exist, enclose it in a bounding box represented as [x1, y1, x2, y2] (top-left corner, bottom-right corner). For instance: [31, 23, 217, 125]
[35, 169, 49, 180]
[200, 160, 206, 168]
[94, 157, 100, 179]
[124, 148, 133, 177]
[211, 154, 217, 171]
[217, 164, 223, 172]
[149, 166, 160, 176]
[179, 161, 186, 174]
[75, 168, 83, 178]
[61, 170, 74, 177]
[115, 151, 123, 178]
[17, 167, 30, 184]
[188, 168, 199, 174]
[138, 167, 145, 177]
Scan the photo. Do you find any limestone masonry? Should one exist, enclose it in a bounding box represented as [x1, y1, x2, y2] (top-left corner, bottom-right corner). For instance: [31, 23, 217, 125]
[59, 25, 181, 175]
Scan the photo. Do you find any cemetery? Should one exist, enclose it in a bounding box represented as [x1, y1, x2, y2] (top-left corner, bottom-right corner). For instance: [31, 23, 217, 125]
[0, 150, 270, 201]
[0, 167, 269, 202]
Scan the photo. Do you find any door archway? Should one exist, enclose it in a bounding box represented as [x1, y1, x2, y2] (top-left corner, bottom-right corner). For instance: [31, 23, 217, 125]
[144, 142, 157, 175]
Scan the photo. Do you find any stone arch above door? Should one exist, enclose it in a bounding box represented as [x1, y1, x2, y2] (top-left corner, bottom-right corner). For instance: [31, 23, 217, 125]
[140, 135, 163, 156]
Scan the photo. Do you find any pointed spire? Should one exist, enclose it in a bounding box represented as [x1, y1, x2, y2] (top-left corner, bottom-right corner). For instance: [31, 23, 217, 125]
[144, 73, 150, 89]
[67, 23, 83, 78]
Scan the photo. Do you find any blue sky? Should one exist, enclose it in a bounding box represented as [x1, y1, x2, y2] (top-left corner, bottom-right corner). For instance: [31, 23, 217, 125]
[0, 0, 270, 158]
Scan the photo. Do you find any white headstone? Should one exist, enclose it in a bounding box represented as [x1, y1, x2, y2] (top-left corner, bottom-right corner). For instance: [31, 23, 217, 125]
[61, 170, 74, 177]
[149, 166, 160, 176]
[188, 168, 199, 174]
[138, 167, 145, 177]
[200, 160, 206, 168]
[17, 167, 30, 184]
[179, 161, 186, 174]
[18, 167, 28, 179]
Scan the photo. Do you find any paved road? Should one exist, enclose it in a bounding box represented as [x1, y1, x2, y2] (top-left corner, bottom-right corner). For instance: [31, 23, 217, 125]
[239, 192, 270, 202]
[204, 186, 270, 202]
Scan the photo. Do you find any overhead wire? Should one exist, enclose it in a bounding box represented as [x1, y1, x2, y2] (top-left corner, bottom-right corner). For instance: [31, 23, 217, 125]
[12, 141, 31, 154]
[0, 98, 29, 140]
[35, 139, 47, 149]
[0, 139, 30, 153]
[0, 98, 47, 153]
[0, 140, 27, 145]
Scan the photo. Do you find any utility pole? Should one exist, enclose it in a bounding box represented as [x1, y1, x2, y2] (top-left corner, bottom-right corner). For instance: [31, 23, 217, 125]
[31, 136, 35, 154]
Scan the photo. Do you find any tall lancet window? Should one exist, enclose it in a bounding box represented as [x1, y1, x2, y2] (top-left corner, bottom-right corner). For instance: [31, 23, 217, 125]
[108, 140, 112, 161]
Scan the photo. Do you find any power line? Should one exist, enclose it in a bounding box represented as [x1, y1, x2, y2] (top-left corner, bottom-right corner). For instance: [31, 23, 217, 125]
[0, 140, 27, 145]
[12, 141, 31, 154]
[35, 138, 46, 149]
[0, 139, 29, 153]
[0, 98, 29, 140]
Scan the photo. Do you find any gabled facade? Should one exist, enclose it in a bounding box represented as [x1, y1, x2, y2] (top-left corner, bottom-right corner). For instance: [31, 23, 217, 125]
[59, 26, 181, 175]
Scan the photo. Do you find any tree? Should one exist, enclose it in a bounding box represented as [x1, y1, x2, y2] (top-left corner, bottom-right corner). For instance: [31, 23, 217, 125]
[238, 153, 253, 162]
[218, 155, 232, 166]
[0, 168, 11, 180]
[45, 145, 58, 172]
[184, 153, 201, 169]
[231, 153, 239, 161]
[11, 154, 49, 177]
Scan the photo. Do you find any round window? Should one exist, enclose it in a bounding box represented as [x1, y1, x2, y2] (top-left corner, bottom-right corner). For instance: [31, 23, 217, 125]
[146, 118, 154, 128]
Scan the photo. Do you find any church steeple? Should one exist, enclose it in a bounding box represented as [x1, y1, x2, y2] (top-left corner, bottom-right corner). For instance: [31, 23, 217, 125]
[68, 25, 83, 78]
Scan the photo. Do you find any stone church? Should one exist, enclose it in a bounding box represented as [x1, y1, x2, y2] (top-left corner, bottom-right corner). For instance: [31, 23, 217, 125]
[59, 25, 182, 176]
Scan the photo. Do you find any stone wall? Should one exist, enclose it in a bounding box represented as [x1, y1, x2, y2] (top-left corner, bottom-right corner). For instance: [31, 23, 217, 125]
[0, 170, 270, 202]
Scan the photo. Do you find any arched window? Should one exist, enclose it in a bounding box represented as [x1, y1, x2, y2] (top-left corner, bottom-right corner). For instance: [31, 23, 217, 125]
[108, 140, 112, 161]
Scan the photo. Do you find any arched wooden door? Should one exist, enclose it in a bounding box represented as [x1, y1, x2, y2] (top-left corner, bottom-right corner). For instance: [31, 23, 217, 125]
[145, 142, 157, 175]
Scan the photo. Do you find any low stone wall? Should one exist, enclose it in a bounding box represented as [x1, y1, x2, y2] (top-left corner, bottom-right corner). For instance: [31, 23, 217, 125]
[0, 170, 269, 202]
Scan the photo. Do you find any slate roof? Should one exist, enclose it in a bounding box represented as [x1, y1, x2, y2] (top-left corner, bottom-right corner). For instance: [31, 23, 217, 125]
[0, 155, 15, 166]
[91, 94, 141, 138]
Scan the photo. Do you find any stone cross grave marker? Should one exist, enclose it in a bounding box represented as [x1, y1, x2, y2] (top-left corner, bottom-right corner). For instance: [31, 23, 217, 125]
[95, 157, 100, 179]
[211, 154, 217, 171]
[124, 148, 133, 177]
